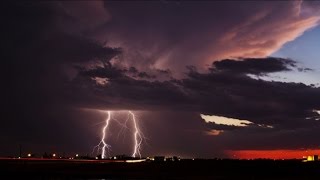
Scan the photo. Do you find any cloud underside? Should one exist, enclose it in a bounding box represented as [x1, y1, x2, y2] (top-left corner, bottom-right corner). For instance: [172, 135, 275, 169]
[73, 57, 320, 135]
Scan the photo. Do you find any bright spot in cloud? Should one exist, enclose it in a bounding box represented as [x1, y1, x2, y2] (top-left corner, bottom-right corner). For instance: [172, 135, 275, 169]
[91, 77, 109, 86]
[313, 110, 320, 115]
[200, 114, 274, 129]
[205, 130, 224, 136]
[200, 114, 253, 127]
[313, 110, 320, 120]
[257, 124, 274, 129]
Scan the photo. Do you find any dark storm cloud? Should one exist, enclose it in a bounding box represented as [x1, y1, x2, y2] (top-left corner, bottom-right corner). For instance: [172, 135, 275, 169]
[156, 69, 172, 75]
[181, 69, 320, 129]
[212, 57, 296, 75]
[79, 64, 157, 80]
[74, 57, 320, 131]
[36, 33, 121, 63]
[78, 62, 125, 79]
[125, 67, 156, 79]
[137, 72, 156, 79]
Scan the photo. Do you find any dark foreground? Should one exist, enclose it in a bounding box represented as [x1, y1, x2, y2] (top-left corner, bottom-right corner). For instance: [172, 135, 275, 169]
[1, 158, 320, 179]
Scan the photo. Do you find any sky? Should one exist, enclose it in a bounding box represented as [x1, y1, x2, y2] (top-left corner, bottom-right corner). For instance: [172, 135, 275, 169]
[2, 1, 320, 159]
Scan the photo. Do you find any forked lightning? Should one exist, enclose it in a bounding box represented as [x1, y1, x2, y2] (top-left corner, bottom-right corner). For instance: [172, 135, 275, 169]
[93, 111, 144, 159]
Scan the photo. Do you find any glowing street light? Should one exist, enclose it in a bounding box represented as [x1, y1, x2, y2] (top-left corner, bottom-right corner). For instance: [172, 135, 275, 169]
[52, 153, 56, 157]
[27, 153, 31, 157]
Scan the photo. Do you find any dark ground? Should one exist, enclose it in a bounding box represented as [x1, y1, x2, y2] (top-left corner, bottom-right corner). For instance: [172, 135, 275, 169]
[1, 158, 320, 179]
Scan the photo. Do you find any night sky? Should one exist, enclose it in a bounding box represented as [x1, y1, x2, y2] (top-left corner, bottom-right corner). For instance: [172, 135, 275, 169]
[2, 1, 320, 159]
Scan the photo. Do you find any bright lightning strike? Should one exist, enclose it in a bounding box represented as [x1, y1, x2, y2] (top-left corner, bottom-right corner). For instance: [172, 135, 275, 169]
[93, 110, 145, 159]
[101, 111, 111, 159]
[92, 111, 112, 159]
[129, 111, 143, 158]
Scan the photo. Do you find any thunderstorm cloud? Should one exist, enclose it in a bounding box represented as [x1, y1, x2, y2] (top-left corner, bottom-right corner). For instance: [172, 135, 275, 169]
[2, 1, 320, 157]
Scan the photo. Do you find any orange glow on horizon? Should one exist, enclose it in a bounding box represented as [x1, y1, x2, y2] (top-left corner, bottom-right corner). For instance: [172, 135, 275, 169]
[226, 149, 320, 159]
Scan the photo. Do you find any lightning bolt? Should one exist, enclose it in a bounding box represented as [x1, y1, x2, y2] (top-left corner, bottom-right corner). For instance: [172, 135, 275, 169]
[93, 110, 145, 159]
[129, 111, 143, 158]
[101, 111, 112, 159]
[92, 111, 112, 159]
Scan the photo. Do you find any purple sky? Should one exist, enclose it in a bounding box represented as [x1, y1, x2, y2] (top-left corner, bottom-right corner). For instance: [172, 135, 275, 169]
[2, 1, 320, 158]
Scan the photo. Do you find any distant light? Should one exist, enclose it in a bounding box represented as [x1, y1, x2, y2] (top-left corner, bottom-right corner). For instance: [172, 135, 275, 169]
[75, 154, 79, 157]
[205, 129, 224, 136]
[114, 156, 117, 160]
[18, 157, 21, 159]
[313, 110, 320, 115]
[307, 156, 314, 161]
[95, 157, 98, 160]
[125, 159, 146, 163]
[53, 153, 56, 157]
[27, 153, 31, 157]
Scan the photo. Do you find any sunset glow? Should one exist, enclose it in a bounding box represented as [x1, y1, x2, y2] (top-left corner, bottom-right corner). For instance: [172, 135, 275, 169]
[227, 149, 320, 159]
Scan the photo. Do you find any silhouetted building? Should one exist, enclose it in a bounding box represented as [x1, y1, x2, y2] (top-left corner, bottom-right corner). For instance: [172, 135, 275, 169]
[165, 156, 180, 161]
[154, 156, 165, 162]
[314, 155, 318, 161]
[115, 154, 132, 160]
[43, 152, 49, 158]
[96, 154, 102, 159]
[303, 155, 319, 162]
